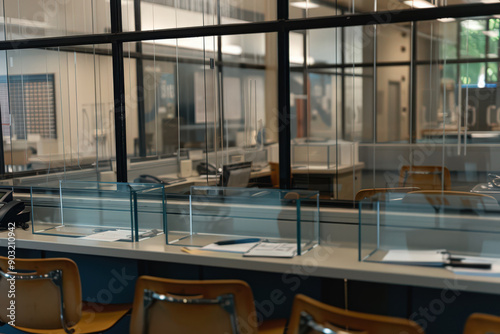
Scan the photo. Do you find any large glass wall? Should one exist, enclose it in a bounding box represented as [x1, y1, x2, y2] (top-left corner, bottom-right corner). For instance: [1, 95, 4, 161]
[291, 14, 500, 202]
[0, 0, 498, 205]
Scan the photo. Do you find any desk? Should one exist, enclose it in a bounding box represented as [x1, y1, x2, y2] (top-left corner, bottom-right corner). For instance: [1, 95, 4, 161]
[291, 163, 364, 200]
[1, 229, 499, 295]
[229, 163, 364, 199]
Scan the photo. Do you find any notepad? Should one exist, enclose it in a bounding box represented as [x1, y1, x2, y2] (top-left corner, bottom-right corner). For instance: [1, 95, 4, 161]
[81, 229, 161, 242]
[243, 242, 306, 258]
[201, 242, 260, 254]
[81, 230, 131, 242]
[382, 249, 447, 266]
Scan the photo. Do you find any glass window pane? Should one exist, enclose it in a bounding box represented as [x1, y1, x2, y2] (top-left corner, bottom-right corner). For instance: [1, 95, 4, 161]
[2, 45, 114, 184]
[124, 0, 277, 32]
[3, 0, 109, 40]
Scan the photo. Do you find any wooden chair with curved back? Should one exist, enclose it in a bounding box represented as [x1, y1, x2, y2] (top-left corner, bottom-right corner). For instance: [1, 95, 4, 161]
[270, 162, 280, 188]
[355, 187, 420, 202]
[269, 162, 294, 189]
[129, 275, 285, 334]
[402, 190, 498, 211]
[287, 294, 424, 334]
[463, 313, 500, 334]
[0, 256, 130, 334]
[399, 165, 451, 190]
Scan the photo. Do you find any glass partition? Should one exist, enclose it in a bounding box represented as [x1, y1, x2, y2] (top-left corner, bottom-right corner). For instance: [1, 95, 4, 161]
[0, 1, 498, 209]
[359, 191, 500, 265]
[289, 15, 500, 204]
[31, 181, 165, 241]
[124, 32, 278, 193]
[165, 186, 320, 256]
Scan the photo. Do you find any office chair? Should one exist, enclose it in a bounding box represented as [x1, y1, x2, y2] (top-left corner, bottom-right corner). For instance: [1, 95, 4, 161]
[399, 165, 451, 190]
[463, 313, 500, 334]
[129, 275, 285, 334]
[0, 256, 130, 334]
[287, 294, 423, 334]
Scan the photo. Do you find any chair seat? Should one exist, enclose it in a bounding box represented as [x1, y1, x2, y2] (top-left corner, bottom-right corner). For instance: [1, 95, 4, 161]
[11, 303, 131, 334]
[259, 318, 287, 334]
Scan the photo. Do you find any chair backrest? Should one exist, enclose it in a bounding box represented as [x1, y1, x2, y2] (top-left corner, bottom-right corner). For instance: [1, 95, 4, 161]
[270, 162, 280, 187]
[130, 276, 258, 334]
[287, 294, 424, 334]
[402, 190, 498, 211]
[463, 313, 500, 334]
[355, 187, 420, 202]
[399, 165, 451, 190]
[0, 256, 81, 330]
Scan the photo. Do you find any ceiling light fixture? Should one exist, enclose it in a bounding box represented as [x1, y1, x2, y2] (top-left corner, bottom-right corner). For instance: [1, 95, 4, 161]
[402, 0, 436, 8]
[291, 1, 320, 9]
[437, 18, 456, 23]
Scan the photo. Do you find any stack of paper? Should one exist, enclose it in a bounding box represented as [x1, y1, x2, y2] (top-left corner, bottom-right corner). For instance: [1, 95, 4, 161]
[81, 230, 131, 242]
[446, 256, 500, 277]
[382, 249, 447, 266]
[200, 242, 259, 254]
[244, 243, 306, 258]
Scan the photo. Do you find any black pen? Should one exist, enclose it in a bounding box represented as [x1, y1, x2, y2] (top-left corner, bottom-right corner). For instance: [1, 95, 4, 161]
[215, 238, 261, 246]
[447, 260, 492, 270]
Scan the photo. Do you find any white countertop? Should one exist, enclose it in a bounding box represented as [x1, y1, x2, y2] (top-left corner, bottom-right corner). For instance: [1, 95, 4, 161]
[1, 229, 499, 295]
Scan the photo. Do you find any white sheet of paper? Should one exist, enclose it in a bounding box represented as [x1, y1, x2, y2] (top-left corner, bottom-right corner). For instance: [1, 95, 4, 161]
[201, 242, 259, 254]
[81, 230, 131, 242]
[382, 249, 447, 266]
[243, 243, 306, 258]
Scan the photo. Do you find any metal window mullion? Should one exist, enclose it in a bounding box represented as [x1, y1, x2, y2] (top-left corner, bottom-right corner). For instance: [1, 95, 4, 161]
[278, 0, 291, 189]
[1, 4, 500, 51]
[110, 0, 128, 182]
[134, 0, 147, 158]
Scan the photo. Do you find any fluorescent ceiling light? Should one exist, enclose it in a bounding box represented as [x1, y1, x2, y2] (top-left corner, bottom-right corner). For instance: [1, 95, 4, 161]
[403, 0, 436, 8]
[291, 1, 320, 9]
[480, 0, 499, 3]
[222, 45, 243, 56]
[437, 18, 456, 23]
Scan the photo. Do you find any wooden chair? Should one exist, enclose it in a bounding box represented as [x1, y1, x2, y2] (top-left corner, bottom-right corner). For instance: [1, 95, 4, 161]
[399, 165, 451, 190]
[270, 162, 280, 188]
[0, 256, 130, 334]
[355, 187, 420, 202]
[402, 190, 498, 211]
[287, 294, 423, 334]
[129, 275, 285, 334]
[270, 162, 294, 189]
[463, 313, 500, 334]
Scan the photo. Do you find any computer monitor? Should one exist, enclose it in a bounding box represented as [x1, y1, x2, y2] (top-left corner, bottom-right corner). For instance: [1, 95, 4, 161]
[221, 162, 252, 188]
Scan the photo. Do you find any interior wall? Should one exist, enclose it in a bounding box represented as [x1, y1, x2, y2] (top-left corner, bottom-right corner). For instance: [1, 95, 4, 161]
[3, 49, 138, 162]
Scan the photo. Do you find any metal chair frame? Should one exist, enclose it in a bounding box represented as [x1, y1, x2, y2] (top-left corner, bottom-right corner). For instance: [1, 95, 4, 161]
[0, 268, 74, 334]
[299, 311, 337, 334]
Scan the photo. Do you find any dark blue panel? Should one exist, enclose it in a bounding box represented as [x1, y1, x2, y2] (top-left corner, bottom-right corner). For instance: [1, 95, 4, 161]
[202, 265, 322, 321]
[45, 251, 138, 304]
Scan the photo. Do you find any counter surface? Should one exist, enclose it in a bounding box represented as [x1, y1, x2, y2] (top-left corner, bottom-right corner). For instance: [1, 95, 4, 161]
[1, 229, 498, 295]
